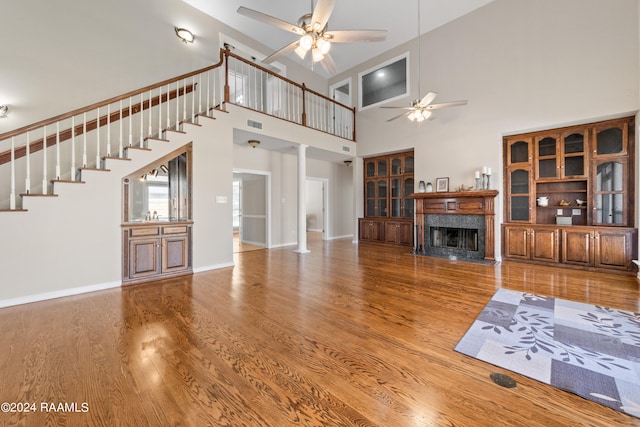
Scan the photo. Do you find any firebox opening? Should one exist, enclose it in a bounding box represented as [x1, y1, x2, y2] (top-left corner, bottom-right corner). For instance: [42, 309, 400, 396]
[430, 227, 479, 251]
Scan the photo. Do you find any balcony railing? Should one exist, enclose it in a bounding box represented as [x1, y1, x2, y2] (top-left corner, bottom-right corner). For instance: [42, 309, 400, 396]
[0, 48, 356, 210]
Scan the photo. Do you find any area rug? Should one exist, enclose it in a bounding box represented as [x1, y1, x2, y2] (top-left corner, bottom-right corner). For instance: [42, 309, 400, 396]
[454, 288, 640, 418]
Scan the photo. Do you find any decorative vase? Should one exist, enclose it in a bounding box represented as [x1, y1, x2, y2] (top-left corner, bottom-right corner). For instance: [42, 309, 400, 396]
[426, 182, 433, 192]
[418, 181, 426, 193]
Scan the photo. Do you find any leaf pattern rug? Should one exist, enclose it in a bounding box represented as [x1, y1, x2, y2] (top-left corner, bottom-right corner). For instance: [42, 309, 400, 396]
[454, 288, 640, 418]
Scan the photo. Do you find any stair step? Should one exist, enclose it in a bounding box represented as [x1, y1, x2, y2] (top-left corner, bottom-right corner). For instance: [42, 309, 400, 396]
[102, 155, 131, 161]
[51, 179, 86, 184]
[78, 168, 111, 172]
[125, 146, 152, 152]
[20, 193, 58, 197]
[0, 209, 28, 212]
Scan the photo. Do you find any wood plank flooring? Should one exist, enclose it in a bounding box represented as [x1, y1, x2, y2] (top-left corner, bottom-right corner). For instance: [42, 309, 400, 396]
[1, 238, 639, 426]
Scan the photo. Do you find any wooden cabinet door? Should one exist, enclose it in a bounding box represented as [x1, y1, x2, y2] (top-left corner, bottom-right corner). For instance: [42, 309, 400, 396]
[385, 221, 413, 246]
[162, 236, 189, 273]
[129, 238, 161, 279]
[531, 228, 559, 262]
[562, 230, 594, 266]
[503, 226, 530, 259]
[359, 219, 384, 242]
[594, 230, 633, 270]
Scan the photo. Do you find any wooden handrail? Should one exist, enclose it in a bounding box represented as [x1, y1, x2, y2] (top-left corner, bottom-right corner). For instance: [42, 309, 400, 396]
[0, 84, 197, 166]
[0, 49, 226, 143]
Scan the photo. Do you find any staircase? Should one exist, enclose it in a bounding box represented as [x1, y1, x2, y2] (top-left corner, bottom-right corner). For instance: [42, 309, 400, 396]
[0, 48, 356, 307]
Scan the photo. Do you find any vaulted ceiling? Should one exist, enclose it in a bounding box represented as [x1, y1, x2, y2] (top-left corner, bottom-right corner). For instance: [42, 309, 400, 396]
[181, 0, 495, 77]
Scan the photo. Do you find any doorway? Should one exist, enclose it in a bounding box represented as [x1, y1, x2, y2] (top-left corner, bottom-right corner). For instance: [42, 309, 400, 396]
[306, 177, 328, 241]
[232, 170, 270, 252]
[329, 78, 353, 138]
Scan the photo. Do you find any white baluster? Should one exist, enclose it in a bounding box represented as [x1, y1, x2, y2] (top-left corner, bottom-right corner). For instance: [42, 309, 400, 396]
[139, 94, 144, 148]
[82, 112, 87, 167]
[206, 71, 210, 115]
[119, 100, 123, 157]
[175, 81, 179, 129]
[25, 131, 31, 194]
[55, 121, 61, 180]
[166, 84, 171, 129]
[95, 107, 101, 168]
[128, 97, 133, 147]
[148, 89, 152, 137]
[10, 137, 16, 209]
[70, 116, 76, 181]
[106, 104, 111, 157]
[42, 125, 48, 193]
[183, 79, 187, 122]
[198, 74, 202, 117]
[192, 76, 196, 121]
[158, 89, 162, 136]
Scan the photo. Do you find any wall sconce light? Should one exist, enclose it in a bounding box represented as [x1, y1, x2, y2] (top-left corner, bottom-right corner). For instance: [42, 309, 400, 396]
[175, 27, 195, 43]
[344, 160, 352, 166]
[0, 105, 8, 117]
[248, 139, 260, 148]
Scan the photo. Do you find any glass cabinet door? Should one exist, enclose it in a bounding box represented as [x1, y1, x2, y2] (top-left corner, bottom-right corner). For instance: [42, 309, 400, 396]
[593, 159, 627, 225]
[595, 126, 625, 156]
[536, 135, 558, 179]
[507, 138, 531, 165]
[377, 179, 387, 217]
[377, 159, 388, 177]
[562, 131, 585, 177]
[365, 160, 376, 178]
[404, 155, 414, 174]
[390, 178, 401, 217]
[403, 177, 414, 217]
[509, 168, 530, 221]
[365, 180, 376, 216]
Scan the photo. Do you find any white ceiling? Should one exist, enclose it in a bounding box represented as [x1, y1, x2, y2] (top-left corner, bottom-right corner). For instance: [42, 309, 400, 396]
[182, 0, 495, 77]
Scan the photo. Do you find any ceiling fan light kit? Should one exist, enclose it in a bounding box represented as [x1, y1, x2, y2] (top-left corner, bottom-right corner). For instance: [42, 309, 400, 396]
[237, 0, 386, 75]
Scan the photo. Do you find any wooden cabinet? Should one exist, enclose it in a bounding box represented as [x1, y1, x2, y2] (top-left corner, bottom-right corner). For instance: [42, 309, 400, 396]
[361, 150, 414, 246]
[384, 220, 413, 246]
[123, 223, 192, 284]
[503, 116, 636, 273]
[503, 225, 559, 262]
[561, 227, 637, 271]
[359, 218, 384, 243]
[358, 218, 413, 247]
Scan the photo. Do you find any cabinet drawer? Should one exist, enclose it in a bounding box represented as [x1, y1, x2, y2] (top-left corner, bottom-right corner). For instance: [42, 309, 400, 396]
[163, 226, 188, 235]
[130, 227, 160, 237]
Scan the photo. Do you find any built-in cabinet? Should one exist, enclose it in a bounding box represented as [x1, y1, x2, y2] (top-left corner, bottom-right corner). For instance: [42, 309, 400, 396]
[360, 150, 414, 247]
[122, 145, 193, 284]
[503, 117, 637, 272]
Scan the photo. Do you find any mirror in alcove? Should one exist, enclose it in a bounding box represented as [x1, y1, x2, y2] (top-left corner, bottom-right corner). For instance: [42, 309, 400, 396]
[124, 147, 191, 223]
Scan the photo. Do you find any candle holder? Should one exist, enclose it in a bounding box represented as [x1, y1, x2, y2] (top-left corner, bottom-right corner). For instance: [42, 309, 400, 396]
[475, 177, 482, 190]
[482, 173, 487, 189]
[486, 175, 491, 189]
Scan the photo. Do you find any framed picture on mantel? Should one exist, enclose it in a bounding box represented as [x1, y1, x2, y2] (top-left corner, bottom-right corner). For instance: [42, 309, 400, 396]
[436, 177, 449, 192]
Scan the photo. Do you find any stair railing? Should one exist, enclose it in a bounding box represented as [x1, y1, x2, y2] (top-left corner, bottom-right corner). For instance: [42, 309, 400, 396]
[0, 48, 356, 211]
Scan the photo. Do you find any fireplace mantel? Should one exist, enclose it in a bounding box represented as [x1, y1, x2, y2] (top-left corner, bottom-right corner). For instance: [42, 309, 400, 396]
[411, 190, 499, 261]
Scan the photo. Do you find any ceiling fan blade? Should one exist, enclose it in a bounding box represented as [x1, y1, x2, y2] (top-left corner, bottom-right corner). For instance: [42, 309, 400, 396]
[386, 111, 411, 122]
[311, 0, 336, 32]
[426, 100, 468, 110]
[418, 92, 438, 107]
[319, 52, 337, 75]
[380, 106, 414, 110]
[325, 30, 387, 43]
[263, 40, 300, 64]
[237, 6, 305, 35]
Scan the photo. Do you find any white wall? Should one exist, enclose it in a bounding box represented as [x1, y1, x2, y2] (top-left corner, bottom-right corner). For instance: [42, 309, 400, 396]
[333, 0, 640, 258]
[305, 180, 324, 232]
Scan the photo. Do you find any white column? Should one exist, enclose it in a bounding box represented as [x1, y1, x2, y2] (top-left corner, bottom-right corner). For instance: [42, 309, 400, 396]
[295, 144, 310, 254]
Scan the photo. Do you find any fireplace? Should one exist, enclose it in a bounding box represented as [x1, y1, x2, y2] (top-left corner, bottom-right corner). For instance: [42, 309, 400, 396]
[424, 214, 485, 261]
[411, 190, 498, 262]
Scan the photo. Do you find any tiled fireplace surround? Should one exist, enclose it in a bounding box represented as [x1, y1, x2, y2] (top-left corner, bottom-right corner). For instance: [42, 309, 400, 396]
[412, 190, 499, 262]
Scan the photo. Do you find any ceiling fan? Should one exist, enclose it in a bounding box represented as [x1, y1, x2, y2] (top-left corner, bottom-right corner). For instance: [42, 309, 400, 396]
[237, 0, 387, 75]
[382, 0, 467, 123]
[382, 92, 468, 122]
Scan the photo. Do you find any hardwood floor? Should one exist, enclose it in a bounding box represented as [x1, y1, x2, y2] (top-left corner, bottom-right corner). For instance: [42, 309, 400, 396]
[1, 238, 639, 426]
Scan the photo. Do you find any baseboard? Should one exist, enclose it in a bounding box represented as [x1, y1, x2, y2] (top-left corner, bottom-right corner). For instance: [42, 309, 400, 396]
[0, 280, 122, 308]
[270, 242, 297, 248]
[193, 261, 235, 273]
[307, 228, 323, 232]
[326, 234, 353, 241]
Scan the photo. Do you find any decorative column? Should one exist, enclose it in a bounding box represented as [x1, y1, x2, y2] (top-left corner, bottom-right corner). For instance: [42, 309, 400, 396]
[295, 144, 310, 253]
